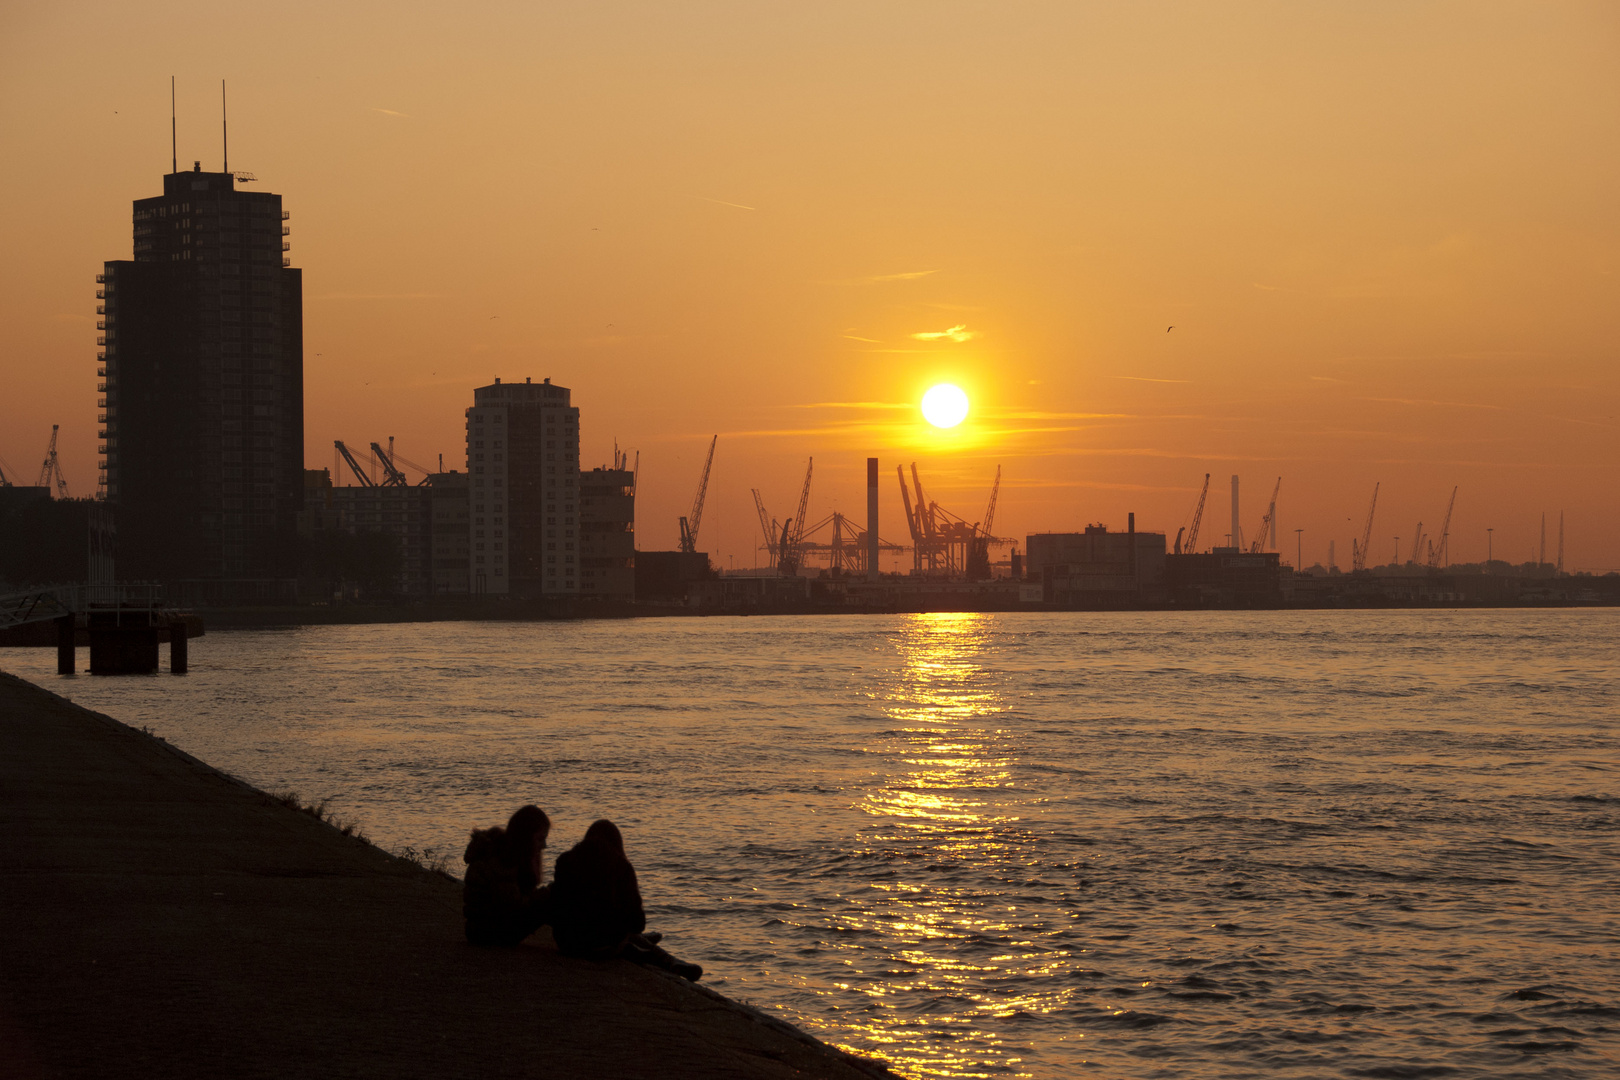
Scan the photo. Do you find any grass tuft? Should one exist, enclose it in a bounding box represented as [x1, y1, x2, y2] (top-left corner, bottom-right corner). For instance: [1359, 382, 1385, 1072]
[395, 845, 455, 877]
[271, 790, 369, 843]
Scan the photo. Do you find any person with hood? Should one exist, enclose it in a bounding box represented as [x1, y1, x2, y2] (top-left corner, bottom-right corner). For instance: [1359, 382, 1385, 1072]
[549, 819, 701, 980]
[462, 804, 552, 947]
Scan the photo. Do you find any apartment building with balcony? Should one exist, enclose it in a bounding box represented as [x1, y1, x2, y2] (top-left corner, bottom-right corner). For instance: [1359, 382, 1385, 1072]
[98, 162, 301, 593]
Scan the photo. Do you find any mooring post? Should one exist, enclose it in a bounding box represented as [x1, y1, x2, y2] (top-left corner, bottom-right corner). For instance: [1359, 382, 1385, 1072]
[169, 619, 188, 675]
[56, 614, 76, 675]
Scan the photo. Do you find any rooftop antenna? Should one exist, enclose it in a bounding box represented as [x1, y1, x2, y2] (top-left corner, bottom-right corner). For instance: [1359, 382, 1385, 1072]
[222, 79, 228, 175]
[170, 76, 177, 174]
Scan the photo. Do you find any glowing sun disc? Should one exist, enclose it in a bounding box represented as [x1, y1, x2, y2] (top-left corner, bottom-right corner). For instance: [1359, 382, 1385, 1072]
[921, 383, 970, 428]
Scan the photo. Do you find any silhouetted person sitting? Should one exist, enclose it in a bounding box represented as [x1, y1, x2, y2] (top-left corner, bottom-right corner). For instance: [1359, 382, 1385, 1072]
[462, 804, 552, 947]
[550, 819, 702, 980]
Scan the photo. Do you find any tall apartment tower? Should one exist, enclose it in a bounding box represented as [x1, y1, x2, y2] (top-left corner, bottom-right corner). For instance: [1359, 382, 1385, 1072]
[99, 162, 303, 593]
[466, 378, 580, 596]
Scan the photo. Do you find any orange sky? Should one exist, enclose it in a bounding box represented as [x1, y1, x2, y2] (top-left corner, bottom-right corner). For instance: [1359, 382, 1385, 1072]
[4, 1, 1618, 571]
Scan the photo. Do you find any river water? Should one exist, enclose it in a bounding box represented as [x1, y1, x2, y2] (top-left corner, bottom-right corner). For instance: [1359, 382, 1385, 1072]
[7, 610, 1618, 1078]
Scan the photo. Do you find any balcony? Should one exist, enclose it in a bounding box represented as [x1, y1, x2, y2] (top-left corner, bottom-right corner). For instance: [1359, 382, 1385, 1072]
[96, 289, 105, 299]
[97, 398, 107, 408]
[97, 367, 106, 377]
[96, 321, 106, 330]
[97, 382, 107, 392]
[281, 210, 289, 220]
[283, 258, 291, 267]
[281, 242, 290, 251]
[96, 336, 106, 346]
[96, 305, 106, 314]
[95, 273, 105, 283]
[282, 226, 290, 236]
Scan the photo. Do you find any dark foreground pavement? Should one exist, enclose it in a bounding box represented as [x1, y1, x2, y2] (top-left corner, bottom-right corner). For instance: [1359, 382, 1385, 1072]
[0, 671, 898, 1080]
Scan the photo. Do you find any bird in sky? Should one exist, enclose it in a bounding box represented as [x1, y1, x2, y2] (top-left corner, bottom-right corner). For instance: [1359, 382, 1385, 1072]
[1167, 326, 1175, 333]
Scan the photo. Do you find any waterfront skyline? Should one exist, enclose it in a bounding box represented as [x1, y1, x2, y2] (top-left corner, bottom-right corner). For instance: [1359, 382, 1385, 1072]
[3, 2, 1618, 570]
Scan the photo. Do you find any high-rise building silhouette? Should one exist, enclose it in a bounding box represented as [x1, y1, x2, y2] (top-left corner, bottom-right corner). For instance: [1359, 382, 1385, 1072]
[465, 378, 579, 596]
[99, 162, 303, 594]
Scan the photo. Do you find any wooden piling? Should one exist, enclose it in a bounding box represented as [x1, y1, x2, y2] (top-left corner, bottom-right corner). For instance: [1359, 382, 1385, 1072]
[170, 619, 188, 674]
[55, 615, 75, 675]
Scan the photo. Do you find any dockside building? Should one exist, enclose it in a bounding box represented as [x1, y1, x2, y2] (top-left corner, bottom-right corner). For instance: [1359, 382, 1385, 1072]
[1025, 520, 1167, 605]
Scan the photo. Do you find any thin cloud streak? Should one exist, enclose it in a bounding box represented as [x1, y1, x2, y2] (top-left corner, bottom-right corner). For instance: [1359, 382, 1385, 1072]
[867, 269, 938, 282]
[793, 401, 914, 411]
[697, 196, 757, 211]
[911, 324, 976, 342]
[370, 108, 409, 117]
[315, 292, 445, 300]
[1361, 396, 1506, 411]
[1112, 375, 1191, 384]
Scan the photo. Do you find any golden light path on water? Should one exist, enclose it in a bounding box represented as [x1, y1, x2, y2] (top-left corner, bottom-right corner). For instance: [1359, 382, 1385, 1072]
[830, 613, 1077, 1078]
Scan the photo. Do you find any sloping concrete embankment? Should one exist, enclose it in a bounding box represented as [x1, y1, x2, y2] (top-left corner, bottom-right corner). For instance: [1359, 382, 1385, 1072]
[0, 670, 896, 1080]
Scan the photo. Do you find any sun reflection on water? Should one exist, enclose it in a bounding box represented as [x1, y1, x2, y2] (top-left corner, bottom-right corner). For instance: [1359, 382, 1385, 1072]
[825, 613, 1072, 1078]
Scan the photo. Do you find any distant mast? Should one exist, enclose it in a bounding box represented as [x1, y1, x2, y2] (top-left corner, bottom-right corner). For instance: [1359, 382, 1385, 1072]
[1229, 475, 1240, 551]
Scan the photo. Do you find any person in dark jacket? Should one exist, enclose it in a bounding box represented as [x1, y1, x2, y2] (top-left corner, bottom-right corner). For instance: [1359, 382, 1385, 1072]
[550, 819, 701, 980]
[462, 804, 552, 947]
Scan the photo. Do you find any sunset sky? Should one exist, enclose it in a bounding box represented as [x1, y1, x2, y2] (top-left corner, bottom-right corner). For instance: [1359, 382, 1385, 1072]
[3, 1, 1617, 570]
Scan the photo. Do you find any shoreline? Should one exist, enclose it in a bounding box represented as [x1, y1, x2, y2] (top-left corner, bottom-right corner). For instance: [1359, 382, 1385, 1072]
[0, 668, 900, 1080]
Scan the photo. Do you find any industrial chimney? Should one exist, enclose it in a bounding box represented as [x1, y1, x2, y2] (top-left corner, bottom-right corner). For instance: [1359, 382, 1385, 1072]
[867, 457, 880, 580]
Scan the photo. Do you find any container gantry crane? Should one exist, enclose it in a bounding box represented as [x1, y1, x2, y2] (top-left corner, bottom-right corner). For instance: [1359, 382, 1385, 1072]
[679, 435, 717, 555]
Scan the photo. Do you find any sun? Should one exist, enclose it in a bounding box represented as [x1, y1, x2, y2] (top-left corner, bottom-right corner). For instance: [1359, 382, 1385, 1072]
[921, 383, 970, 428]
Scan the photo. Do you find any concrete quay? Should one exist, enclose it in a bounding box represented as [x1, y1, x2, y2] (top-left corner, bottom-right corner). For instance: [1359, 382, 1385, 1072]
[0, 670, 895, 1080]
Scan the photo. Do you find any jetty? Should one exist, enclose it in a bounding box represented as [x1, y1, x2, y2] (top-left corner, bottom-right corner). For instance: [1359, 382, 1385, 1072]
[0, 670, 894, 1080]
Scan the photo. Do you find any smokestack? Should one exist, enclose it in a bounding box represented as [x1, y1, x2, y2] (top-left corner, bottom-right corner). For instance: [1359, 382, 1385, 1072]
[867, 457, 880, 580]
[1230, 475, 1240, 550]
[1128, 512, 1137, 583]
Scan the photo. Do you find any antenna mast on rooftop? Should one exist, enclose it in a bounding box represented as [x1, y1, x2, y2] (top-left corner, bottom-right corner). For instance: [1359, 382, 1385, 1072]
[170, 76, 177, 175]
[222, 79, 228, 174]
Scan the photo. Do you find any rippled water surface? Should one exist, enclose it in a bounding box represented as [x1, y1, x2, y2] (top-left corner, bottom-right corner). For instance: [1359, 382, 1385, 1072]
[8, 610, 1620, 1078]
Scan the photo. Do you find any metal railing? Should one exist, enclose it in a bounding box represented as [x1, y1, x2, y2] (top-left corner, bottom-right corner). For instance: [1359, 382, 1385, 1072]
[0, 583, 172, 630]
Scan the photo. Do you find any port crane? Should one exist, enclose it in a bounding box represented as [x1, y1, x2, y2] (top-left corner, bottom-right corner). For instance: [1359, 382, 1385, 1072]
[777, 458, 813, 576]
[1249, 477, 1281, 554]
[333, 440, 375, 487]
[896, 463, 1008, 576]
[965, 466, 1001, 580]
[35, 425, 69, 499]
[370, 440, 411, 487]
[1175, 473, 1210, 555]
[751, 489, 778, 568]
[1426, 486, 1457, 569]
[678, 435, 717, 555]
[1350, 482, 1380, 572]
